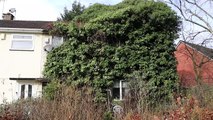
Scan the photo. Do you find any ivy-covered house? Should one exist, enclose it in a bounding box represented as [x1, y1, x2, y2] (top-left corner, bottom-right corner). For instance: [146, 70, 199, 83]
[44, 0, 180, 103]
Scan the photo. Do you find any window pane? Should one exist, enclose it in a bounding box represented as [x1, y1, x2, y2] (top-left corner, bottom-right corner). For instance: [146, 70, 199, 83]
[21, 85, 25, 99]
[113, 88, 120, 99]
[122, 82, 128, 88]
[122, 88, 125, 99]
[13, 35, 32, 39]
[113, 81, 120, 88]
[11, 41, 33, 50]
[28, 85, 32, 98]
[52, 36, 63, 47]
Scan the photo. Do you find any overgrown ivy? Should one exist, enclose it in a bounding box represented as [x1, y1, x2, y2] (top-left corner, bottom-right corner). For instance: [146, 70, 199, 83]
[44, 0, 181, 104]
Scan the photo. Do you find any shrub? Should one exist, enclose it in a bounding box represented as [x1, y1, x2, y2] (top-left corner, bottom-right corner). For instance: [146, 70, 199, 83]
[0, 86, 107, 120]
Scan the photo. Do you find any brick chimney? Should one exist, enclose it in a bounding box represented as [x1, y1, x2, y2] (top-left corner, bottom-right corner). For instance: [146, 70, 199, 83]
[2, 13, 14, 20]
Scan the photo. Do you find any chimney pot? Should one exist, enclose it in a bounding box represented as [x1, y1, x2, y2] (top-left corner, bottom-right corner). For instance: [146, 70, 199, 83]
[2, 13, 14, 20]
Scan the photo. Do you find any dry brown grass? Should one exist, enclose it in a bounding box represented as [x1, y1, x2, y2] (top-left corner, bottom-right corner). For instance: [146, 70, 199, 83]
[0, 86, 107, 120]
[29, 87, 106, 120]
[121, 85, 213, 120]
[1, 85, 213, 120]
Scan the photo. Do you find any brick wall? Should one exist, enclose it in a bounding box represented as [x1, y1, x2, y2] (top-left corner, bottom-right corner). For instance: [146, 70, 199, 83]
[175, 42, 213, 87]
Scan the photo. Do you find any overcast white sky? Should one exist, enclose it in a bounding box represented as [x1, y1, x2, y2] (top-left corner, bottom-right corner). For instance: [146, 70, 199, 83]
[0, 0, 122, 21]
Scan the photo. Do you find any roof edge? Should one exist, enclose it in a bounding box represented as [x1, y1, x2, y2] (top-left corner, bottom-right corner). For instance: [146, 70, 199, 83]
[176, 40, 213, 60]
[0, 27, 45, 34]
[9, 77, 49, 82]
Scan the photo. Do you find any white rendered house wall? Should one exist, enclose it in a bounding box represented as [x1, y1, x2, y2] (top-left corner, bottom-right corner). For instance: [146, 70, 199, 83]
[0, 32, 51, 104]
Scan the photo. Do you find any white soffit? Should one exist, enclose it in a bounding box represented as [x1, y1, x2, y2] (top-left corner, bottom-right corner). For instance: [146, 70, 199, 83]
[0, 28, 44, 33]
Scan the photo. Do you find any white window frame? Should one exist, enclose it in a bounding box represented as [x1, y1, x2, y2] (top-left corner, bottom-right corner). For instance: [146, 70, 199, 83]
[10, 34, 34, 51]
[113, 80, 128, 101]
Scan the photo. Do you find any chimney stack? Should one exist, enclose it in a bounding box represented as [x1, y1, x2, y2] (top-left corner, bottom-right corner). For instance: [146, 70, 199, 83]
[2, 13, 14, 20]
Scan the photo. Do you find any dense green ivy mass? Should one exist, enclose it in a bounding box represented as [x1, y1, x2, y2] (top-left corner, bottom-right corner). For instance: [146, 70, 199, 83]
[44, 0, 180, 103]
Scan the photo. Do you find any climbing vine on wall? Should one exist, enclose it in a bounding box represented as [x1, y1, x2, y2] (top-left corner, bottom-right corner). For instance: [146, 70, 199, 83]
[44, 0, 181, 103]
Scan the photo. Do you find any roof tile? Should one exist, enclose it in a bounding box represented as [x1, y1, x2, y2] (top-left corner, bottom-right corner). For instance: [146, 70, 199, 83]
[0, 20, 53, 30]
[183, 41, 213, 59]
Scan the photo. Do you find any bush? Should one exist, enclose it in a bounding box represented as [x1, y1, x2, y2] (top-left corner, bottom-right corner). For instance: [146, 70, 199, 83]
[43, 80, 61, 100]
[1, 85, 213, 120]
[30, 86, 106, 120]
[0, 87, 107, 120]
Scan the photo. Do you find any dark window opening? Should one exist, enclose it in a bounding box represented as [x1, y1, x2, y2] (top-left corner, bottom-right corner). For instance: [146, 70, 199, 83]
[113, 88, 120, 99]
[42, 82, 47, 89]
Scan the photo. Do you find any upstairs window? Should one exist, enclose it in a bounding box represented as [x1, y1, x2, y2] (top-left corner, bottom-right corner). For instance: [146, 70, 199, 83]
[10, 34, 34, 51]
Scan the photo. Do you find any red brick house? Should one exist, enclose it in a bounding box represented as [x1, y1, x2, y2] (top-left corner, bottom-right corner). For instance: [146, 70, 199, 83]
[175, 41, 213, 87]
